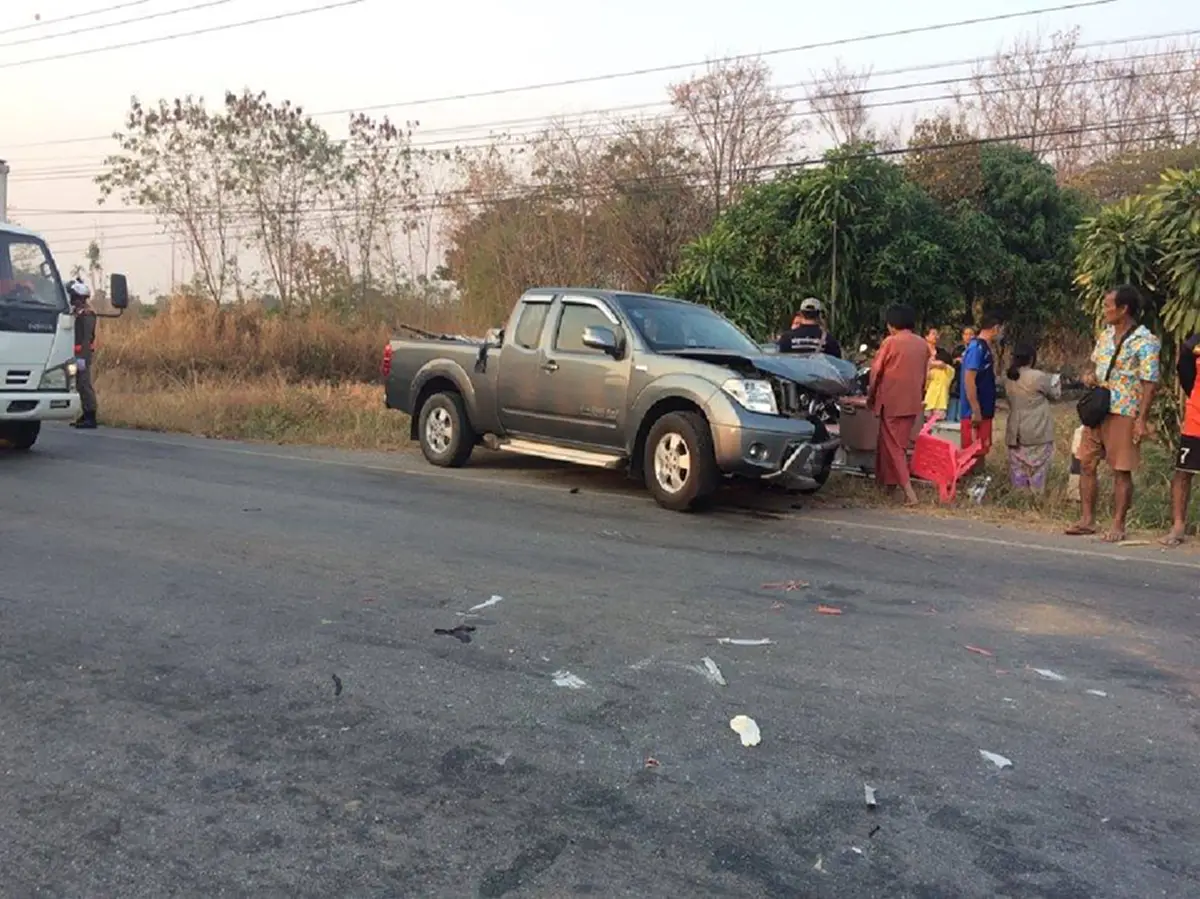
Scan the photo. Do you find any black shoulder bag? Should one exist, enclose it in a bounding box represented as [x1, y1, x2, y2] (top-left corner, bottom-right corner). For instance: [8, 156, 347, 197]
[1077, 328, 1132, 428]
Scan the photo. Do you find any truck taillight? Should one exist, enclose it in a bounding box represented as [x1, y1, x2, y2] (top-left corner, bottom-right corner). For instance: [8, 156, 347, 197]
[381, 343, 393, 378]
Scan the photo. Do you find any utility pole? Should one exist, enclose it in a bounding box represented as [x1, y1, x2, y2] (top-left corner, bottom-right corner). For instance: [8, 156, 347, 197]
[0, 159, 9, 223]
[829, 210, 838, 332]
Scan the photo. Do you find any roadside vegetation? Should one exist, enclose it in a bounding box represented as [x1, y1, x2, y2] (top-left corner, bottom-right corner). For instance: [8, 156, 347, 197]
[71, 26, 1200, 534]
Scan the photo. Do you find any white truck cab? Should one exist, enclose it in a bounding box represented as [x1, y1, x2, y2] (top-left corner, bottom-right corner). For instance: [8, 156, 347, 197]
[0, 220, 128, 450]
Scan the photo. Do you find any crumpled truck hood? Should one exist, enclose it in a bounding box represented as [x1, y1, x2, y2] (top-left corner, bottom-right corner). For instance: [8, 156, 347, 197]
[662, 348, 859, 396]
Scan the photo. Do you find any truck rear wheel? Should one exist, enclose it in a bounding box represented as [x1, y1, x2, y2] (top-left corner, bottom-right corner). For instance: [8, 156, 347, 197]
[644, 411, 719, 512]
[418, 391, 475, 468]
[1, 421, 40, 451]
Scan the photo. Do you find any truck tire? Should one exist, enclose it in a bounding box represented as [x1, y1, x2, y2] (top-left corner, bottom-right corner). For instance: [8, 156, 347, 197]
[644, 411, 719, 512]
[1, 421, 40, 451]
[418, 391, 474, 468]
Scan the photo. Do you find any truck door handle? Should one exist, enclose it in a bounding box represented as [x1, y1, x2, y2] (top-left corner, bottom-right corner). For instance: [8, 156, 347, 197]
[540, 360, 559, 372]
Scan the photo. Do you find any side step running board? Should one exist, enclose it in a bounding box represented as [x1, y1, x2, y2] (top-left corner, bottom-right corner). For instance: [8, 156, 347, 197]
[496, 438, 626, 469]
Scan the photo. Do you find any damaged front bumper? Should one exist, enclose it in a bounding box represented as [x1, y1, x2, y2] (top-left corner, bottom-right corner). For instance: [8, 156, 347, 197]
[759, 437, 841, 488]
[709, 412, 840, 490]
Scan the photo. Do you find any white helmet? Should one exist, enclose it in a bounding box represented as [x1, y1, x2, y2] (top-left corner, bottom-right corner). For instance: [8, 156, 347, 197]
[67, 278, 91, 302]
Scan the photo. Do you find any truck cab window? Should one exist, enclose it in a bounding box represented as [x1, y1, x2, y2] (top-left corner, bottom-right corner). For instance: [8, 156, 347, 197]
[554, 304, 613, 354]
[513, 302, 550, 349]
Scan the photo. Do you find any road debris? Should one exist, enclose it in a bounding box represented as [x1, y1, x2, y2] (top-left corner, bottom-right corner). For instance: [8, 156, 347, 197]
[979, 750, 1013, 769]
[700, 657, 727, 686]
[434, 624, 476, 644]
[964, 645, 994, 657]
[729, 715, 761, 747]
[569, 487, 580, 494]
[864, 784, 878, 808]
[1086, 689, 1109, 697]
[868, 825, 881, 838]
[331, 674, 343, 697]
[816, 605, 843, 616]
[467, 595, 504, 612]
[762, 580, 810, 591]
[718, 637, 774, 646]
[1031, 667, 1066, 681]
[813, 855, 826, 873]
[552, 670, 587, 689]
[644, 757, 661, 769]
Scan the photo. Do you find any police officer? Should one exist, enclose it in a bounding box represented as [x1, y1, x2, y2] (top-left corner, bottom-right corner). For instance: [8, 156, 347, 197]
[777, 297, 842, 357]
[67, 278, 99, 429]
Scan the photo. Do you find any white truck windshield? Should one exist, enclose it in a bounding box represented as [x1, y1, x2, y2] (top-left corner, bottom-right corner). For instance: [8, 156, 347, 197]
[0, 233, 67, 312]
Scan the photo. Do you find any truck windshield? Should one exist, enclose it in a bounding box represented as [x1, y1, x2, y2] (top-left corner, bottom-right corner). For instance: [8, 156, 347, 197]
[0, 233, 67, 312]
[616, 294, 760, 355]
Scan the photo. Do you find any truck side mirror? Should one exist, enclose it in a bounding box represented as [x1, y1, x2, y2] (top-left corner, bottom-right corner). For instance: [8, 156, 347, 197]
[109, 273, 129, 310]
[581, 325, 620, 358]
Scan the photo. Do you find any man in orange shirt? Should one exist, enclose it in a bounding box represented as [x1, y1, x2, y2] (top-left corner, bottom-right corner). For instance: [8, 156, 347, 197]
[1161, 335, 1200, 547]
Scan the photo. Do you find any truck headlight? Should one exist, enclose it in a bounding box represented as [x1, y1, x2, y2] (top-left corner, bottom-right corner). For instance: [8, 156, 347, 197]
[39, 367, 69, 391]
[721, 378, 778, 415]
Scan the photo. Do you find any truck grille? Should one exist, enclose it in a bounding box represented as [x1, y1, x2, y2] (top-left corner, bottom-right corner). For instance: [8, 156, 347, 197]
[3, 369, 32, 388]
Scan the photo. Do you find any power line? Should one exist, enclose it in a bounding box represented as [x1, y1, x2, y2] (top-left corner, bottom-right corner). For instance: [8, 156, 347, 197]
[10, 51, 1197, 186]
[5, 0, 1147, 150]
[0, 0, 364, 70]
[0, 1, 152, 36]
[11, 40, 1193, 178]
[0, 0, 241, 50]
[24, 113, 1190, 253]
[305, 0, 1122, 113]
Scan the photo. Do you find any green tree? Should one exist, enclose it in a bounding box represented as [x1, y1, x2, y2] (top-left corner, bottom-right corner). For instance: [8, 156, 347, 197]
[1075, 168, 1200, 438]
[661, 149, 956, 345]
[972, 143, 1086, 339]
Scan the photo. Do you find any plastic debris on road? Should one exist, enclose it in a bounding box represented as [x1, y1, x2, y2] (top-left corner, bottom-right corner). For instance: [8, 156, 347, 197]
[964, 645, 994, 657]
[980, 750, 1013, 769]
[864, 784, 878, 808]
[816, 605, 843, 615]
[730, 715, 761, 747]
[331, 674, 343, 697]
[761, 580, 810, 591]
[1031, 667, 1067, 681]
[700, 657, 727, 686]
[968, 475, 993, 504]
[718, 636, 773, 646]
[644, 757, 661, 769]
[466, 595, 504, 613]
[1086, 689, 1109, 697]
[552, 670, 587, 689]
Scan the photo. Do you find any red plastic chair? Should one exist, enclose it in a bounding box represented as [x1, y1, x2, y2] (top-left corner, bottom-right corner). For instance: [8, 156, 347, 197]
[910, 419, 983, 503]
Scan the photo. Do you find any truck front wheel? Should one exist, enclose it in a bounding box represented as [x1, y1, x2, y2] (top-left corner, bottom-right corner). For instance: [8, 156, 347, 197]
[644, 411, 719, 512]
[1, 421, 41, 451]
[418, 391, 475, 468]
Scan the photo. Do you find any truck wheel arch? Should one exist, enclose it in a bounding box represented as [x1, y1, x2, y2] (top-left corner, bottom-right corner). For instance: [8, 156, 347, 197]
[630, 397, 709, 478]
[410, 375, 463, 440]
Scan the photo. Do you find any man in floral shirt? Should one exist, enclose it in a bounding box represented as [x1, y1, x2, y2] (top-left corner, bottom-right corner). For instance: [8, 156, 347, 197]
[1066, 285, 1160, 543]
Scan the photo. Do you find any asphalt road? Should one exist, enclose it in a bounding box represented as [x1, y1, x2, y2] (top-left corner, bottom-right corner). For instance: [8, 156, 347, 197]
[2, 426, 1199, 898]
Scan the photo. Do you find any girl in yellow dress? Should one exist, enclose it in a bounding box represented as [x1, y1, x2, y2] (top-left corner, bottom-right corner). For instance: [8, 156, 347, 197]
[924, 347, 954, 422]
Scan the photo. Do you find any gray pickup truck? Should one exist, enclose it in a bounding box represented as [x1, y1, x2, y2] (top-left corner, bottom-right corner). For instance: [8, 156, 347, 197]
[382, 289, 858, 511]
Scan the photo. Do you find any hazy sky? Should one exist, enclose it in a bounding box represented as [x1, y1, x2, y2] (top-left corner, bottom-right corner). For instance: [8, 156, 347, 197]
[1, 0, 1190, 294]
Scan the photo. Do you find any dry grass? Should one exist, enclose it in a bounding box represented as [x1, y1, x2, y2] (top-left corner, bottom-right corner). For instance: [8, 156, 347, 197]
[96, 372, 412, 451]
[818, 406, 1179, 535]
[103, 298, 392, 383]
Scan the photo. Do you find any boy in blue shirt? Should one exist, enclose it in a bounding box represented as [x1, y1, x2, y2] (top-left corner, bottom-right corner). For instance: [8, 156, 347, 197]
[959, 313, 1004, 457]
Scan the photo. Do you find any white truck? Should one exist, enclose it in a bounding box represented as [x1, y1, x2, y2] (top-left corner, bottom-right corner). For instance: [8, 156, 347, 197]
[0, 162, 128, 449]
